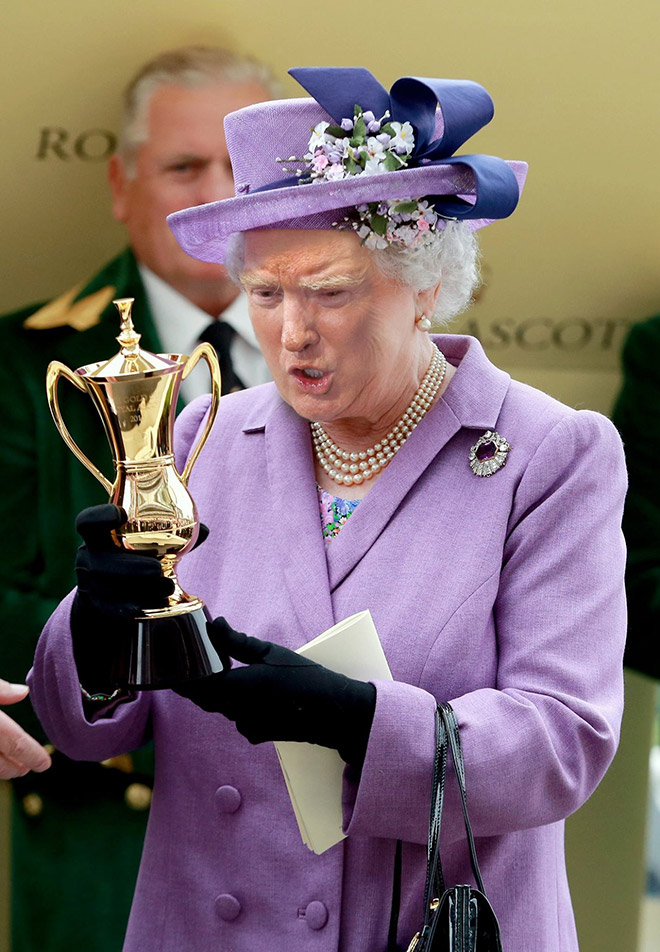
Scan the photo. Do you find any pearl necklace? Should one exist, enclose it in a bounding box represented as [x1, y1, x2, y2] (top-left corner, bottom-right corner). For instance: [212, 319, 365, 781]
[311, 347, 447, 488]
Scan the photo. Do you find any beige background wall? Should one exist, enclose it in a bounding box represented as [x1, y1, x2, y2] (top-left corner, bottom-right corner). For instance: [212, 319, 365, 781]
[1, 2, 659, 950]
[3, 0, 660, 410]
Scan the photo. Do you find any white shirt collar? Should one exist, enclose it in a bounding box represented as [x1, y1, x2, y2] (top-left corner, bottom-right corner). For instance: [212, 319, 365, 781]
[138, 263, 271, 398]
[138, 264, 213, 357]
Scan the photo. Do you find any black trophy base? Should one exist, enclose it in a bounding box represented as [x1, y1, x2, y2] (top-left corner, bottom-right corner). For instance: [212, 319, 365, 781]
[123, 604, 228, 690]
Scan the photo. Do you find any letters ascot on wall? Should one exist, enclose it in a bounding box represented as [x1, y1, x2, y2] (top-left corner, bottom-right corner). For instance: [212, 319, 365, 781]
[453, 315, 634, 370]
[36, 127, 117, 161]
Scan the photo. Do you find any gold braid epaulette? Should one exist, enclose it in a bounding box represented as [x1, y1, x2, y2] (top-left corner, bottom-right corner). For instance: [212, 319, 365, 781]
[23, 283, 116, 331]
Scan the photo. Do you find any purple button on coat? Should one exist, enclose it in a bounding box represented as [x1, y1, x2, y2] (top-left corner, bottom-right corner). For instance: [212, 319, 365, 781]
[215, 785, 242, 814]
[215, 894, 241, 921]
[304, 901, 329, 930]
[28, 336, 627, 952]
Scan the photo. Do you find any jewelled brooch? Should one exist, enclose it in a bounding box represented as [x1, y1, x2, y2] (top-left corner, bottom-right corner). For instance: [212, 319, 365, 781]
[469, 430, 511, 477]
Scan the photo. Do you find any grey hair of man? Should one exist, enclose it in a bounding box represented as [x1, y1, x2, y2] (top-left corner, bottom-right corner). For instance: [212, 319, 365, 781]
[117, 46, 279, 177]
[225, 221, 480, 325]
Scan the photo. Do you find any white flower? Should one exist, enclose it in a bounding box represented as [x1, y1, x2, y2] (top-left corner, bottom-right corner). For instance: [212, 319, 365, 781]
[349, 136, 385, 175]
[308, 121, 330, 150]
[389, 121, 415, 155]
[324, 163, 346, 181]
[363, 154, 385, 175]
[333, 137, 351, 160]
[395, 225, 418, 246]
[366, 136, 386, 155]
[364, 232, 390, 251]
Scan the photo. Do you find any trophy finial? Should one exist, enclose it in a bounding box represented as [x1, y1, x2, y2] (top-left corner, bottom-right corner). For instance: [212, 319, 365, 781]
[84, 298, 177, 379]
[114, 298, 142, 356]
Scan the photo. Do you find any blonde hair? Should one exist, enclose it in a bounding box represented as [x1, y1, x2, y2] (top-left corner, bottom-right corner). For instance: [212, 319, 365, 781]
[118, 46, 278, 175]
[226, 222, 480, 325]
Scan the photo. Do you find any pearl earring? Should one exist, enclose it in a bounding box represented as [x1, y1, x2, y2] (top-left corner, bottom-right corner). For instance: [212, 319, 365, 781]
[416, 314, 432, 332]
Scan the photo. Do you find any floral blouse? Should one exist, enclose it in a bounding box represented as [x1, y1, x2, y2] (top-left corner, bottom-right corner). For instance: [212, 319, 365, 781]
[317, 484, 361, 544]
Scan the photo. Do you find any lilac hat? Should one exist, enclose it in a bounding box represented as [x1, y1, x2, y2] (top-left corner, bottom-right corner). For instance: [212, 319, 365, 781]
[168, 67, 528, 263]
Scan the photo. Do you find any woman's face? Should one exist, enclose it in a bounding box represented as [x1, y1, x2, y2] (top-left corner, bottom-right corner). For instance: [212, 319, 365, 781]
[241, 229, 434, 429]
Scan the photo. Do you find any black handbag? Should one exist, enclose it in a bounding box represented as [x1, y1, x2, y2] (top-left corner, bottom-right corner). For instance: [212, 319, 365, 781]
[404, 702, 503, 952]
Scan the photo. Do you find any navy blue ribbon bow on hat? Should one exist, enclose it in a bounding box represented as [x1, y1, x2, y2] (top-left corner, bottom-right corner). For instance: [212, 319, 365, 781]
[279, 66, 521, 222]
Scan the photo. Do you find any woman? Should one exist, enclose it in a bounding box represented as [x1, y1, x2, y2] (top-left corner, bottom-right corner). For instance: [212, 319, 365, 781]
[29, 68, 626, 951]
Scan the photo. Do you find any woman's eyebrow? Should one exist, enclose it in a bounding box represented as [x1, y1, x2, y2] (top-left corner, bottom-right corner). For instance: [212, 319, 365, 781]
[240, 272, 281, 290]
[240, 272, 364, 291]
[297, 274, 364, 291]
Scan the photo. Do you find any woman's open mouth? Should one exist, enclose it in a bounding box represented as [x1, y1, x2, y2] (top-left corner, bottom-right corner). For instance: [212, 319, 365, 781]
[290, 367, 332, 393]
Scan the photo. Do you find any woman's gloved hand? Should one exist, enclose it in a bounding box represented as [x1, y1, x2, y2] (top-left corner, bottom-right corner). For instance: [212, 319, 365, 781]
[71, 504, 174, 693]
[73, 505, 174, 623]
[71, 506, 210, 693]
[174, 617, 377, 768]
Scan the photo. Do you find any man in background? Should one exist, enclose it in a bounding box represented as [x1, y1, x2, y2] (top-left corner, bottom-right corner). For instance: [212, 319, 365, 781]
[0, 45, 273, 951]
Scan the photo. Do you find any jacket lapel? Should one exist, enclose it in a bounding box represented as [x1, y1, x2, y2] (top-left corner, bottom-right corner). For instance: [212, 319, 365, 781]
[325, 335, 511, 591]
[261, 397, 337, 640]
[323, 396, 463, 591]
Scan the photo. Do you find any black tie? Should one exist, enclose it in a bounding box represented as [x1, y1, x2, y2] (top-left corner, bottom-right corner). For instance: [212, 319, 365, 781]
[197, 320, 246, 396]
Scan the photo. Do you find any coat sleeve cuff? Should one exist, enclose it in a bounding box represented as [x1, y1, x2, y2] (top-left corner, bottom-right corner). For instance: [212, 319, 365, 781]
[28, 590, 151, 761]
[342, 678, 437, 844]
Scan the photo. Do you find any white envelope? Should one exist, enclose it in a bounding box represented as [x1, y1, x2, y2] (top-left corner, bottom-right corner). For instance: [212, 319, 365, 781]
[274, 609, 392, 854]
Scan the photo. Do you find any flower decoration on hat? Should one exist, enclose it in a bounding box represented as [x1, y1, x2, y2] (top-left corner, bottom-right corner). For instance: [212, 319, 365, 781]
[281, 108, 416, 185]
[270, 67, 522, 249]
[278, 101, 445, 249]
[348, 198, 442, 251]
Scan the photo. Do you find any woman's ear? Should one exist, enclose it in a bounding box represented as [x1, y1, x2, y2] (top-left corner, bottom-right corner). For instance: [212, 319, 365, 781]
[415, 280, 442, 325]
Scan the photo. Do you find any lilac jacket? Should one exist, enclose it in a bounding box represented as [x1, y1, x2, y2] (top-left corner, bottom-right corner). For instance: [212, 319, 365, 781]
[29, 335, 627, 952]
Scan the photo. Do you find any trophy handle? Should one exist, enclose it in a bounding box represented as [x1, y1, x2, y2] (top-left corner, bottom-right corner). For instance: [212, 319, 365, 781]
[46, 361, 114, 495]
[180, 342, 221, 486]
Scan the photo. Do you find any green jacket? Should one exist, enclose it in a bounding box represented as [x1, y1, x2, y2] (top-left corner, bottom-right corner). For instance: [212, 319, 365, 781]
[0, 248, 159, 952]
[611, 313, 660, 680]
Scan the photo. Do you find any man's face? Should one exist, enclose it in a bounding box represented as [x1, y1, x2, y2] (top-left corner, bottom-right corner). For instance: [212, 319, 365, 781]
[109, 80, 269, 302]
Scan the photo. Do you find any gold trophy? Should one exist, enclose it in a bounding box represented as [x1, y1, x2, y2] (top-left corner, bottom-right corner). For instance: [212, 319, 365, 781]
[46, 297, 226, 689]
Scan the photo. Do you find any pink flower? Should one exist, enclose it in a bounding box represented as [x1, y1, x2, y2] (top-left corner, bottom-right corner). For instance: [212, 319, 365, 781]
[312, 152, 329, 171]
[416, 218, 430, 232]
[325, 163, 346, 181]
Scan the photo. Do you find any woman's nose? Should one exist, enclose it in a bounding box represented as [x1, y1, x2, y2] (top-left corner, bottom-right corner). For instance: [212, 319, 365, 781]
[281, 302, 318, 352]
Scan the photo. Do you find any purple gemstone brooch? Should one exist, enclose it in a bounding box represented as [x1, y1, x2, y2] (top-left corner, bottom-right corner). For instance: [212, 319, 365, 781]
[469, 430, 511, 477]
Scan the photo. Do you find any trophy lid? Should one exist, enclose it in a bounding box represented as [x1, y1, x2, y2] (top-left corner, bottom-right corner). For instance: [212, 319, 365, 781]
[84, 298, 179, 378]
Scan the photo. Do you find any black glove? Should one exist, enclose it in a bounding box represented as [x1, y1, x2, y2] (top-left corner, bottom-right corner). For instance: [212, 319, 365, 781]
[74, 505, 174, 621]
[174, 617, 377, 768]
[71, 505, 179, 692]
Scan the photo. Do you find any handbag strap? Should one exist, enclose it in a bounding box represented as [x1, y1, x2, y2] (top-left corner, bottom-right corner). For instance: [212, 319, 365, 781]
[422, 706, 448, 920]
[437, 701, 487, 895]
[391, 702, 490, 946]
[422, 703, 488, 924]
